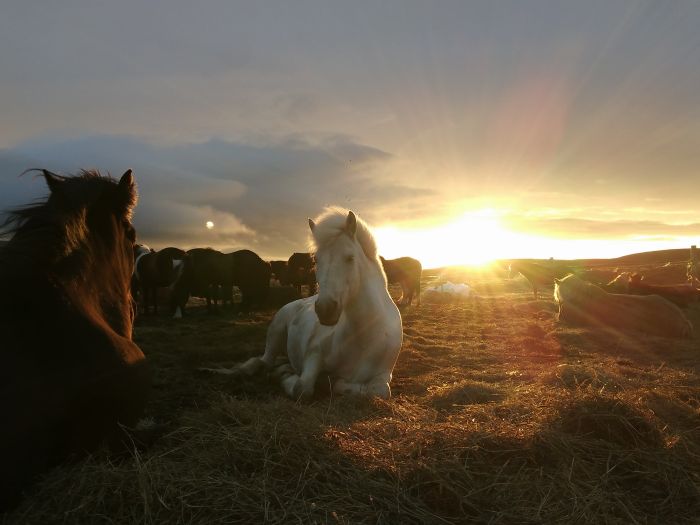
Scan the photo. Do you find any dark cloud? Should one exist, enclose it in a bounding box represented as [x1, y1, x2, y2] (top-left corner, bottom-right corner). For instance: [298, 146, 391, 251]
[0, 135, 430, 258]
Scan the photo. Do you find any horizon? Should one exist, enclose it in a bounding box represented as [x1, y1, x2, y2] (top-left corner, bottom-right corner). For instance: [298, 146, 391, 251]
[2, 2, 700, 266]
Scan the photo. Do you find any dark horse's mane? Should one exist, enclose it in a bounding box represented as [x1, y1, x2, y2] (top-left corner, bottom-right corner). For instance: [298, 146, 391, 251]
[0, 168, 148, 512]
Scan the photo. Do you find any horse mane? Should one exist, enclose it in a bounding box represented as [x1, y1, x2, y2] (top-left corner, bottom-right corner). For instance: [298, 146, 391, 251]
[308, 206, 379, 262]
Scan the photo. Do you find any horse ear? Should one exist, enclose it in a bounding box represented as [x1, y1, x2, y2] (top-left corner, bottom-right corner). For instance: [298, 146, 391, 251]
[308, 218, 315, 232]
[117, 169, 138, 213]
[345, 211, 357, 237]
[42, 169, 63, 194]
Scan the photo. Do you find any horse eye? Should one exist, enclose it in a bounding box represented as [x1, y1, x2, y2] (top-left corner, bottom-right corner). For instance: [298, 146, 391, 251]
[346, 255, 354, 263]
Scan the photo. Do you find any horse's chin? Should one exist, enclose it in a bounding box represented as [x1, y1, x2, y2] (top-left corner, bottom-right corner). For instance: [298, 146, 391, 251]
[317, 314, 340, 326]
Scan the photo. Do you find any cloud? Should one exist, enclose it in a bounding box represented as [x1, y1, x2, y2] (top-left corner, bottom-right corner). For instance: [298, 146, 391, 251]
[506, 216, 700, 240]
[0, 134, 431, 257]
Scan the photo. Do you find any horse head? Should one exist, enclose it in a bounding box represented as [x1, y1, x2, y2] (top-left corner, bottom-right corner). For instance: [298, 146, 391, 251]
[43, 169, 138, 335]
[309, 210, 365, 325]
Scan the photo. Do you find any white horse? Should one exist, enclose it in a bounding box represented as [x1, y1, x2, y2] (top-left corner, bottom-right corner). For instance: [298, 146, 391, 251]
[204, 207, 403, 400]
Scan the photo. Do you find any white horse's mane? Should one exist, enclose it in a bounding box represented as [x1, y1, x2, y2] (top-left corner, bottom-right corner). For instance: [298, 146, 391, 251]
[309, 206, 379, 262]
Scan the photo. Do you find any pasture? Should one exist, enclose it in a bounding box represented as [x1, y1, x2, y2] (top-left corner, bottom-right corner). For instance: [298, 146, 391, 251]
[4, 264, 700, 524]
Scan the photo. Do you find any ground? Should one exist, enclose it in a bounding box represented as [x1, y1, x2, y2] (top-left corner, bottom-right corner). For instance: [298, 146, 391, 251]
[4, 265, 700, 524]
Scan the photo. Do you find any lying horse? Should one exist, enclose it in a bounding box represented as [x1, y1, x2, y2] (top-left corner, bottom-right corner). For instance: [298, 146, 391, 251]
[0, 169, 149, 511]
[628, 273, 700, 308]
[287, 252, 316, 296]
[204, 208, 403, 400]
[509, 260, 571, 299]
[554, 274, 692, 339]
[380, 255, 422, 306]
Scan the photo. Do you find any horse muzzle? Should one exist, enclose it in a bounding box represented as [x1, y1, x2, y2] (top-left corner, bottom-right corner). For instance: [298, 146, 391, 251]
[315, 297, 341, 326]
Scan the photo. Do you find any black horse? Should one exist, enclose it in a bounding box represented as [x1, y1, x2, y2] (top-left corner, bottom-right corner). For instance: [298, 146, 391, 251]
[287, 252, 316, 296]
[229, 249, 271, 312]
[133, 246, 187, 316]
[0, 169, 149, 511]
[269, 260, 289, 286]
[178, 248, 231, 313]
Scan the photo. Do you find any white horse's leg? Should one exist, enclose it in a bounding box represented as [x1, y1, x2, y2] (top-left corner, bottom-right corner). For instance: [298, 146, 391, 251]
[200, 306, 290, 376]
[275, 350, 322, 401]
[332, 372, 392, 399]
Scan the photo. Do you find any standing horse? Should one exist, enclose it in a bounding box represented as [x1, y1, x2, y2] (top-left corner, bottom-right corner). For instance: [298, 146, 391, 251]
[0, 169, 149, 511]
[133, 246, 187, 315]
[509, 260, 571, 299]
[380, 255, 422, 306]
[287, 252, 316, 296]
[269, 260, 289, 286]
[204, 208, 403, 400]
[228, 249, 271, 313]
[181, 248, 231, 312]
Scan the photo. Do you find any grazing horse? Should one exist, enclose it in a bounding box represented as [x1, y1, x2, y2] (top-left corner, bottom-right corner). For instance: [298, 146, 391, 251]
[628, 273, 700, 308]
[509, 260, 571, 299]
[287, 252, 316, 296]
[0, 169, 149, 511]
[380, 256, 422, 306]
[133, 246, 187, 315]
[554, 274, 692, 339]
[228, 249, 271, 312]
[204, 208, 403, 400]
[181, 248, 231, 312]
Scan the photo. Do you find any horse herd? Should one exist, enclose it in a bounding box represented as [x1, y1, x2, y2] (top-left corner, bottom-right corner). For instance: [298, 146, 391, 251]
[132, 245, 312, 317]
[1, 169, 696, 512]
[132, 244, 423, 320]
[0, 169, 424, 511]
[510, 260, 699, 339]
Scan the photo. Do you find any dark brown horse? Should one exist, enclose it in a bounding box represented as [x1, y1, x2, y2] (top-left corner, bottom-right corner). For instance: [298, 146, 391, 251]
[229, 249, 271, 312]
[133, 245, 187, 315]
[287, 252, 316, 296]
[180, 248, 231, 312]
[0, 169, 149, 511]
[380, 256, 422, 306]
[269, 260, 289, 286]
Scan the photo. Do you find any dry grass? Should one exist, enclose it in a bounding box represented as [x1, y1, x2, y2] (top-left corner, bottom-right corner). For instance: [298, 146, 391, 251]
[4, 266, 700, 524]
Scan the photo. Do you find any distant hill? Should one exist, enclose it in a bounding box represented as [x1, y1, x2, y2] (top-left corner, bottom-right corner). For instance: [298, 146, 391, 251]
[571, 248, 695, 268]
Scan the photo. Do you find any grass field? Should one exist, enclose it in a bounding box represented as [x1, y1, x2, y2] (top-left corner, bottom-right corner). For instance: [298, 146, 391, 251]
[4, 264, 700, 524]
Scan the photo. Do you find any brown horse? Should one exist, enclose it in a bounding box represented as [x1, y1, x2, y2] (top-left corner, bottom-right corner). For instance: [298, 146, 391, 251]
[0, 169, 149, 511]
[509, 260, 571, 299]
[380, 256, 422, 306]
[628, 273, 700, 308]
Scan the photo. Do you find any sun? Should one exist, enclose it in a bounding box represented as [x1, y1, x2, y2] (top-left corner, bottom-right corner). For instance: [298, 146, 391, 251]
[206, 221, 214, 230]
[374, 209, 516, 269]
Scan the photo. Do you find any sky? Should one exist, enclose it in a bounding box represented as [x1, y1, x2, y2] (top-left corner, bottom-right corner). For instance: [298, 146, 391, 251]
[1, 1, 700, 268]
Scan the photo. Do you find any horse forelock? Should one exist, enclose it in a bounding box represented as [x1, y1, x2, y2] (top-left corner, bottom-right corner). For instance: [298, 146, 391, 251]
[309, 207, 378, 262]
